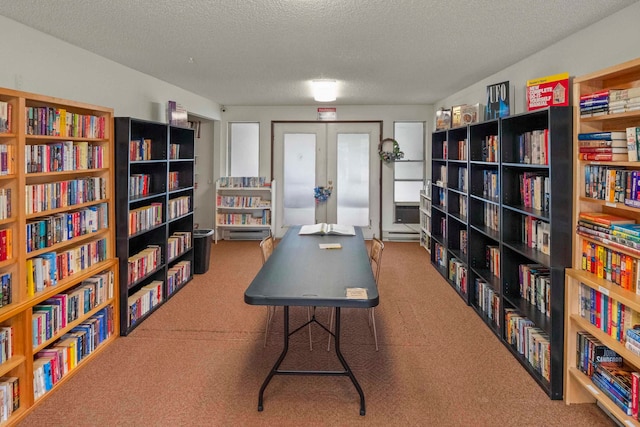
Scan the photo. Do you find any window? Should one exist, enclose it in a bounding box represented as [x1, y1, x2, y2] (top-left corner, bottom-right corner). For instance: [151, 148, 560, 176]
[393, 121, 424, 223]
[229, 122, 259, 176]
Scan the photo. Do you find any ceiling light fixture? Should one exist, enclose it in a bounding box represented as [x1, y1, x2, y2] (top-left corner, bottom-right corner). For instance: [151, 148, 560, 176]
[311, 79, 337, 102]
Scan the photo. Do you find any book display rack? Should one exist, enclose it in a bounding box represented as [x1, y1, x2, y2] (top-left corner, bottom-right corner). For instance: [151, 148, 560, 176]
[114, 117, 194, 336]
[0, 87, 119, 425]
[420, 183, 431, 253]
[214, 177, 275, 243]
[565, 58, 640, 424]
[430, 106, 572, 399]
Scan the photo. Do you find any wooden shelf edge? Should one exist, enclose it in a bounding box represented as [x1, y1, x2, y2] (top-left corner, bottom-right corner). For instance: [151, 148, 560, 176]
[566, 268, 640, 312]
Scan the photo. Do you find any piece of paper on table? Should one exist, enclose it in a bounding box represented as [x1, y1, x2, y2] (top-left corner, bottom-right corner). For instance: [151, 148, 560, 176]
[346, 288, 368, 299]
[319, 243, 342, 249]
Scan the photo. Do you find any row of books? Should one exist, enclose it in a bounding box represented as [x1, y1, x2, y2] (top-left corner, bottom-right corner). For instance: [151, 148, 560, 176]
[519, 172, 549, 212]
[130, 138, 153, 161]
[457, 194, 467, 220]
[459, 230, 468, 257]
[166, 260, 191, 297]
[436, 187, 446, 209]
[167, 195, 191, 220]
[25, 177, 107, 215]
[0, 326, 12, 365]
[519, 264, 550, 317]
[0, 273, 11, 308]
[26, 203, 108, 253]
[517, 129, 548, 165]
[0, 228, 11, 262]
[452, 139, 467, 161]
[128, 280, 163, 327]
[0, 188, 10, 220]
[26, 238, 108, 296]
[578, 131, 628, 162]
[216, 195, 271, 208]
[128, 203, 163, 236]
[584, 164, 637, 203]
[436, 165, 446, 185]
[579, 282, 640, 344]
[433, 242, 446, 269]
[522, 215, 550, 256]
[168, 171, 180, 191]
[26, 141, 104, 173]
[456, 167, 467, 192]
[626, 127, 640, 162]
[576, 331, 639, 417]
[128, 245, 162, 287]
[25, 106, 106, 139]
[481, 134, 499, 163]
[579, 87, 640, 118]
[505, 309, 551, 381]
[475, 278, 500, 327]
[167, 231, 192, 262]
[0, 377, 18, 422]
[483, 203, 499, 232]
[33, 306, 113, 400]
[216, 210, 271, 226]
[217, 176, 269, 188]
[169, 143, 181, 160]
[480, 170, 499, 201]
[579, 233, 640, 293]
[0, 145, 14, 176]
[486, 244, 500, 278]
[32, 270, 114, 348]
[130, 173, 152, 198]
[448, 258, 467, 295]
[0, 102, 12, 134]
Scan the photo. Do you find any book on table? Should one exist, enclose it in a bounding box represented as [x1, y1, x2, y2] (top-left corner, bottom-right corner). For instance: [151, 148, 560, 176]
[298, 223, 355, 236]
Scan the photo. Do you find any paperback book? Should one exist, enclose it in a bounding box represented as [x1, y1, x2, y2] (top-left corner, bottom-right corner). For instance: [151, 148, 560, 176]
[484, 81, 512, 120]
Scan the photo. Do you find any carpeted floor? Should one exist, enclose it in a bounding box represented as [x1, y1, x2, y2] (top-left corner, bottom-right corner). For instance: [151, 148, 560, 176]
[18, 240, 614, 426]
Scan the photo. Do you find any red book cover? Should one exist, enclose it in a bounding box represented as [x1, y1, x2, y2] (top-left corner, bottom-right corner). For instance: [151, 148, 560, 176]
[579, 212, 635, 226]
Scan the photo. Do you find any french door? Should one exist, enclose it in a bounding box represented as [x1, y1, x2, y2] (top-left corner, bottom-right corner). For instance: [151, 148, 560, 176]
[272, 122, 381, 239]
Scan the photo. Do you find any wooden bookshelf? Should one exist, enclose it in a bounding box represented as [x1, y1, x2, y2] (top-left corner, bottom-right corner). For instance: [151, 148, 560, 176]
[431, 107, 572, 399]
[114, 117, 194, 336]
[0, 87, 119, 425]
[565, 57, 640, 424]
[214, 177, 275, 242]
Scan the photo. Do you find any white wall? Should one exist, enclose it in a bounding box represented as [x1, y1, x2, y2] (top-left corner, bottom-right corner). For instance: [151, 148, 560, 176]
[0, 15, 221, 121]
[434, 2, 640, 115]
[219, 105, 432, 234]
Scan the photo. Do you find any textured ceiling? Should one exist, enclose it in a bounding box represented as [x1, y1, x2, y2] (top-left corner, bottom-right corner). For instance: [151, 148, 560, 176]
[0, 0, 637, 106]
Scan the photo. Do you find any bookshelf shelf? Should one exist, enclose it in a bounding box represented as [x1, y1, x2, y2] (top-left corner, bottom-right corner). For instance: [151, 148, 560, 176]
[115, 117, 195, 336]
[431, 108, 572, 399]
[565, 57, 640, 423]
[0, 87, 119, 425]
[214, 178, 275, 243]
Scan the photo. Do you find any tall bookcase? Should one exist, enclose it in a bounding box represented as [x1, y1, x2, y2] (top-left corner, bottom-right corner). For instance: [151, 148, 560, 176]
[214, 177, 275, 243]
[564, 58, 640, 424]
[0, 87, 119, 425]
[114, 117, 194, 336]
[430, 107, 572, 399]
[419, 183, 431, 253]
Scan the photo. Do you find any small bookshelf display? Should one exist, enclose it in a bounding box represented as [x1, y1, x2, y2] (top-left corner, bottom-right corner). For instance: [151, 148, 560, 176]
[214, 177, 275, 243]
[419, 182, 431, 253]
[0, 87, 119, 424]
[114, 117, 194, 336]
[565, 57, 640, 424]
[430, 107, 572, 399]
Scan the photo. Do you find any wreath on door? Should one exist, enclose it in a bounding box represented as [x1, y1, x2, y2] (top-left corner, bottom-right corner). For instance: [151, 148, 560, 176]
[378, 138, 404, 163]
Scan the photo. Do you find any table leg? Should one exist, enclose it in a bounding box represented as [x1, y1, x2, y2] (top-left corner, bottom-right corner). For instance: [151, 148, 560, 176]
[333, 307, 366, 416]
[258, 306, 290, 411]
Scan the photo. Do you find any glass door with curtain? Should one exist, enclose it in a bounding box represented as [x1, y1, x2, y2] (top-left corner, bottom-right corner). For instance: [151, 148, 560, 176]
[272, 122, 380, 239]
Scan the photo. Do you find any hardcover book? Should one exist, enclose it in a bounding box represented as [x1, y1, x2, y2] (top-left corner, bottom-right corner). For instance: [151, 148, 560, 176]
[461, 103, 482, 125]
[485, 81, 512, 120]
[435, 109, 451, 131]
[298, 223, 355, 236]
[526, 72, 569, 111]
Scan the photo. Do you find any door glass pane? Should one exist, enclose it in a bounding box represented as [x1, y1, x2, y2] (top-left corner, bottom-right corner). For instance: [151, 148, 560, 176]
[394, 181, 422, 203]
[394, 161, 424, 180]
[337, 133, 369, 226]
[394, 122, 424, 160]
[283, 133, 316, 225]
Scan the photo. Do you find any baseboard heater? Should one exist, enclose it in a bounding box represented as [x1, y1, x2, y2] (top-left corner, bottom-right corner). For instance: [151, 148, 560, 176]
[225, 229, 269, 240]
[384, 231, 420, 242]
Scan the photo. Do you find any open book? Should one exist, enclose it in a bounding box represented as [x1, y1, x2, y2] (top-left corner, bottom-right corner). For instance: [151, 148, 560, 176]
[298, 223, 355, 236]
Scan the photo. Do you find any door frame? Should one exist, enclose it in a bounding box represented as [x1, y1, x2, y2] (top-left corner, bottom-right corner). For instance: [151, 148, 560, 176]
[270, 120, 383, 239]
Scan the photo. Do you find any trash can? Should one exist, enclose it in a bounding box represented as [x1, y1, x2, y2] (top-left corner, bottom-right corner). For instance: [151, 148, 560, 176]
[193, 229, 214, 274]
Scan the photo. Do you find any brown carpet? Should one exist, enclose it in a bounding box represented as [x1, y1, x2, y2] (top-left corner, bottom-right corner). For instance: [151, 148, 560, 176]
[19, 240, 614, 426]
